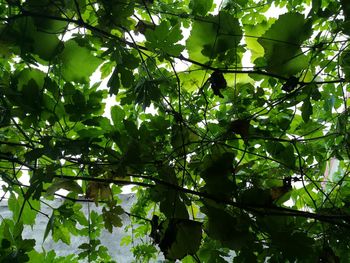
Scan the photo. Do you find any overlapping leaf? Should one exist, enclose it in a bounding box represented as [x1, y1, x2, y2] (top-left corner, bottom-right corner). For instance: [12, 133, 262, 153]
[60, 39, 102, 83]
[187, 11, 242, 63]
[257, 13, 312, 75]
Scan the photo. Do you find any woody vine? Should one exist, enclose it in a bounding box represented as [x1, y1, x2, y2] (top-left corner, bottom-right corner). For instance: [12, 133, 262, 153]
[0, 0, 350, 262]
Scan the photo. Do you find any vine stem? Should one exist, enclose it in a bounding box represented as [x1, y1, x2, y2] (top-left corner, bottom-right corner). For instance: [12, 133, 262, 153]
[55, 174, 350, 228]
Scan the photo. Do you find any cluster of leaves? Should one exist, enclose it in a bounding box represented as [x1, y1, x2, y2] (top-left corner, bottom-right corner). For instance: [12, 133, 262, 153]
[1, 0, 350, 262]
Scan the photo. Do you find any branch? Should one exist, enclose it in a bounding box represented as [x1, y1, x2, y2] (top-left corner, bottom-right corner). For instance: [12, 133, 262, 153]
[73, 0, 83, 21]
[57, 174, 350, 228]
[3, 11, 346, 85]
[0, 140, 34, 148]
[56, 174, 154, 188]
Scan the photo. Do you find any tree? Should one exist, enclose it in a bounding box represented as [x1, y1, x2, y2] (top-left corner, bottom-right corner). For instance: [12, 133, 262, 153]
[0, 0, 349, 261]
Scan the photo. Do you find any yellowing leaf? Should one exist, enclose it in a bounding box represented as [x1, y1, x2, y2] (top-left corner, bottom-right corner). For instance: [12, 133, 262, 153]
[86, 181, 111, 204]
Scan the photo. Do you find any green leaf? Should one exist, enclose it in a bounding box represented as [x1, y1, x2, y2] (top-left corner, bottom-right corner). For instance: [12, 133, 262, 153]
[272, 231, 315, 261]
[151, 166, 190, 219]
[111, 105, 125, 128]
[311, 0, 321, 13]
[234, 249, 258, 263]
[301, 98, 313, 123]
[197, 239, 229, 263]
[245, 21, 270, 62]
[1, 0, 350, 261]
[52, 224, 71, 245]
[3, 17, 62, 61]
[24, 148, 46, 162]
[266, 142, 295, 168]
[341, 49, 350, 80]
[16, 68, 46, 90]
[202, 204, 252, 250]
[341, 0, 350, 20]
[189, 0, 213, 16]
[134, 79, 162, 109]
[145, 21, 184, 56]
[8, 194, 40, 226]
[159, 191, 189, 220]
[159, 219, 202, 260]
[60, 39, 102, 83]
[82, 116, 112, 131]
[43, 212, 55, 242]
[171, 124, 199, 156]
[102, 205, 124, 233]
[200, 152, 236, 199]
[101, 0, 134, 27]
[258, 13, 312, 75]
[239, 187, 272, 206]
[186, 11, 242, 62]
[46, 178, 83, 195]
[1, 238, 11, 249]
[107, 67, 121, 95]
[76, 128, 104, 138]
[309, 83, 322, 101]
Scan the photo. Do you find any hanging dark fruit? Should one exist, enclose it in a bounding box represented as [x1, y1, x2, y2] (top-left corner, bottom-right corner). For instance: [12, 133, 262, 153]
[209, 71, 227, 98]
[282, 76, 299, 92]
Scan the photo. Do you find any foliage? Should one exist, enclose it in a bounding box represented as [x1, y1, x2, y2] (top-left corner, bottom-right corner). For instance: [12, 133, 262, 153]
[0, 0, 350, 262]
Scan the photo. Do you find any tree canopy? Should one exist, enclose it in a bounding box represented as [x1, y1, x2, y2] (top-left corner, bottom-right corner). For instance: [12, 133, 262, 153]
[1, 0, 350, 262]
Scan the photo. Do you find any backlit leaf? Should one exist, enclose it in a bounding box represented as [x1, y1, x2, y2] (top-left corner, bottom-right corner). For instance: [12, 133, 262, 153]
[60, 39, 102, 83]
[258, 13, 312, 75]
[189, 0, 213, 16]
[159, 219, 202, 260]
[186, 11, 242, 62]
[145, 21, 184, 56]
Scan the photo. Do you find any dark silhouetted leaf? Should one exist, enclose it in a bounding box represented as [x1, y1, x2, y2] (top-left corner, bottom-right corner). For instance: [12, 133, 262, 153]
[282, 76, 299, 92]
[301, 98, 313, 123]
[209, 71, 226, 98]
[158, 219, 202, 260]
